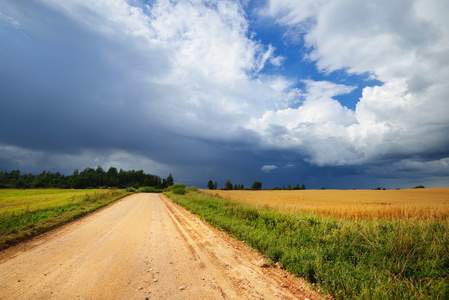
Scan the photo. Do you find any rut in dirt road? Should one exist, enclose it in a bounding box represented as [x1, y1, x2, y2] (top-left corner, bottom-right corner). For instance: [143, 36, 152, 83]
[0, 193, 322, 299]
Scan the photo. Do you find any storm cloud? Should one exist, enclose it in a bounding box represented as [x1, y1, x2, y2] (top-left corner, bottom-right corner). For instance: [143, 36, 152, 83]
[1, 0, 448, 189]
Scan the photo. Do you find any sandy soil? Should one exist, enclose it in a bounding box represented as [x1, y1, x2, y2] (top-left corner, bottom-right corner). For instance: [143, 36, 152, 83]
[0, 193, 323, 299]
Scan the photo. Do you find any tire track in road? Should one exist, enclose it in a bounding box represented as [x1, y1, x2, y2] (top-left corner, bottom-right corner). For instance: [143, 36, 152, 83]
[159, 194, 323, 300]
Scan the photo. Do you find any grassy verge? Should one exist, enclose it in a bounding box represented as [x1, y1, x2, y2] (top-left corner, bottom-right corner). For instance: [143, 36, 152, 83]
[0, 189, 130, 249]
[165, 190, 449, 299]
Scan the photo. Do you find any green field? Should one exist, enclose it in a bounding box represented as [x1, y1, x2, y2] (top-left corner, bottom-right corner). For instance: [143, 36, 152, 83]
[0, 189, 129, 249]
[166, 189, 449, 300]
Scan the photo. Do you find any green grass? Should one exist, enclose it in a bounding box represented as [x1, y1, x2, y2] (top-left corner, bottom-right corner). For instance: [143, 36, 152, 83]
[165, 190, 449, 299]
[0, 189, 130, 249]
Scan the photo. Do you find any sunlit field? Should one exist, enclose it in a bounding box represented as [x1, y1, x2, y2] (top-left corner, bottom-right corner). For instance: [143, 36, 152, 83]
[203, 188, 449, 220]
[169, 189, 449, 299]
[0, 189, 129, 249]
[0, 189, 117, 215]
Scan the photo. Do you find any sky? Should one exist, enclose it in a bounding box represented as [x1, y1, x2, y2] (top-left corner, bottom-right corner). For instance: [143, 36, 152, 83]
[1, 0, 448, 189]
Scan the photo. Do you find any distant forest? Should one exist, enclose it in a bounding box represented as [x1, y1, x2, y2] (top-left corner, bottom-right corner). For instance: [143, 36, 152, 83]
[0, 167, 173, 189]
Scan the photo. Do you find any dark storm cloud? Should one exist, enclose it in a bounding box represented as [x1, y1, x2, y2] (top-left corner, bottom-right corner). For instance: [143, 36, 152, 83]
[1, 2, 173, 156]
[0, 0, 448, 189]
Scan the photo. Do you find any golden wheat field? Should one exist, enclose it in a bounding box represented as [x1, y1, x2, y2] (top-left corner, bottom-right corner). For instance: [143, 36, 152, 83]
[202, 188, 449, 220]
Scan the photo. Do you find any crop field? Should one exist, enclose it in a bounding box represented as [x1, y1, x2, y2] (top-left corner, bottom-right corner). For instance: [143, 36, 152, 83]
[0, 189, 129, 249]
[168, 189, 449, 299]
[203, 188, 449, 220]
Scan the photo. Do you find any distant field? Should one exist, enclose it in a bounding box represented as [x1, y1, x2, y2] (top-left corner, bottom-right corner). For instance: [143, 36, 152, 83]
[203, 188, 449, 220]
[0, 189, 129, 249]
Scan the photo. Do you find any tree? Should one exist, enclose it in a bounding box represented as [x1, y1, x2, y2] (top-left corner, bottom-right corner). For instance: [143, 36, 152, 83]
[0, 167, 165, 189]
[95, 166, 105, 174]
[235, 184, 244, 190]
[251, 181, 262, 190]
[106, 167, 119, 187]
[166, 173, 174, 187]
[68, 169, 82, 189]
[213, 181, 218, 189]
[207, 180, 214, 190]
[95, 166, 106, 186]
[9, 170, 20, 186]
[224, 180, 233, 190]
[107, 167, 118, 177]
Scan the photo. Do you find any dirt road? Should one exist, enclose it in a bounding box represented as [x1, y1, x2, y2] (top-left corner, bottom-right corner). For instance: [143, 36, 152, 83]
[0, 193, 322, 299]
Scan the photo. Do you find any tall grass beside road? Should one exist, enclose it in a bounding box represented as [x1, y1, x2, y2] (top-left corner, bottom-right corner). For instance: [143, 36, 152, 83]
[0, 189, 129, 249]
[165, 190, 449, 299]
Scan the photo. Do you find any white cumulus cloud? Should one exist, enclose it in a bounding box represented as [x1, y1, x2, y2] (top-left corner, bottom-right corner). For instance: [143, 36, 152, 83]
[257, 0, 449, 167]
[261, 165, 278, 173]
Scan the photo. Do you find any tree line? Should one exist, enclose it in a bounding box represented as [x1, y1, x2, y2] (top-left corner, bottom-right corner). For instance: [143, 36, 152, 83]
[0, 167, 174, 189]
[207, 179, 306, 191]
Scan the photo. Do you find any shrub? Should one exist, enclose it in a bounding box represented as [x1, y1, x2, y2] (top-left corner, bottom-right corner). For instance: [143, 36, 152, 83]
[168, 183, 187, 195]
[137, 186, 162, 193]
[168, 183, 186, 190]
[172, 188, 186, 195]
[187, 186, 198, 192]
